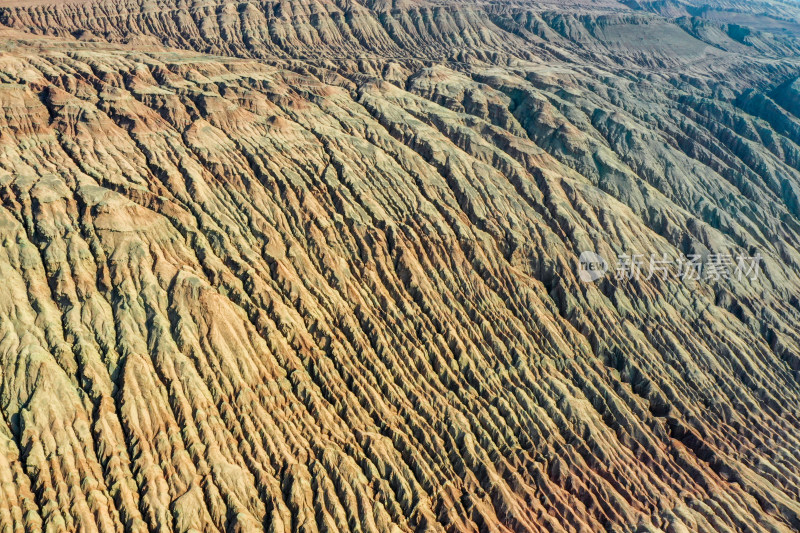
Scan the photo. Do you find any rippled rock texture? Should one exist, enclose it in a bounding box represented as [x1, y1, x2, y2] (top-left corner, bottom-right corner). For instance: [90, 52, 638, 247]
[0, 0, 799, 531]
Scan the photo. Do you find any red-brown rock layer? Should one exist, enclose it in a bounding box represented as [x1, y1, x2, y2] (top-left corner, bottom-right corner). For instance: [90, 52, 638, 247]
[0, 0, 799, 531]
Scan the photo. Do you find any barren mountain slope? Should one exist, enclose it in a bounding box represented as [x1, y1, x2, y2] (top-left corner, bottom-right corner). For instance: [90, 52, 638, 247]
[0, 0, 799, 532]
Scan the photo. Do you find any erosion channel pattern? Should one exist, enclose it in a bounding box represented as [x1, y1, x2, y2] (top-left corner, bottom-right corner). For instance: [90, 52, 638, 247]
[1, 0, 800, 531]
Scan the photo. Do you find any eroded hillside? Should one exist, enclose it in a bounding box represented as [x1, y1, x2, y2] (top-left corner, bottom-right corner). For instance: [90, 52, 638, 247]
[0, 0, 799, 531]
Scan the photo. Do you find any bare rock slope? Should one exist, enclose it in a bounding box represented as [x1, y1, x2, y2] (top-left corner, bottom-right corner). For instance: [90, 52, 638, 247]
[0, 0, 800, 531]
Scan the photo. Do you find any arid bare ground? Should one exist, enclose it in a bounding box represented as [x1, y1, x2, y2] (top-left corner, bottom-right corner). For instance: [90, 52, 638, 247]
[0, 0, 800, 531]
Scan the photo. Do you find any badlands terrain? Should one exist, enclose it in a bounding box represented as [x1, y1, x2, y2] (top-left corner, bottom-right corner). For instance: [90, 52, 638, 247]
[0, 0, 800, 531]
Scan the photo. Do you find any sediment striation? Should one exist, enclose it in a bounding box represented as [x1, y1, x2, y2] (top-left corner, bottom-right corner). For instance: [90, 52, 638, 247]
[0, 0, 799, 531]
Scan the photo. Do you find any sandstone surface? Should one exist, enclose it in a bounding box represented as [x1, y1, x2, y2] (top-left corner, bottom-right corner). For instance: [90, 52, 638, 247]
[0, 0, 799, 531]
